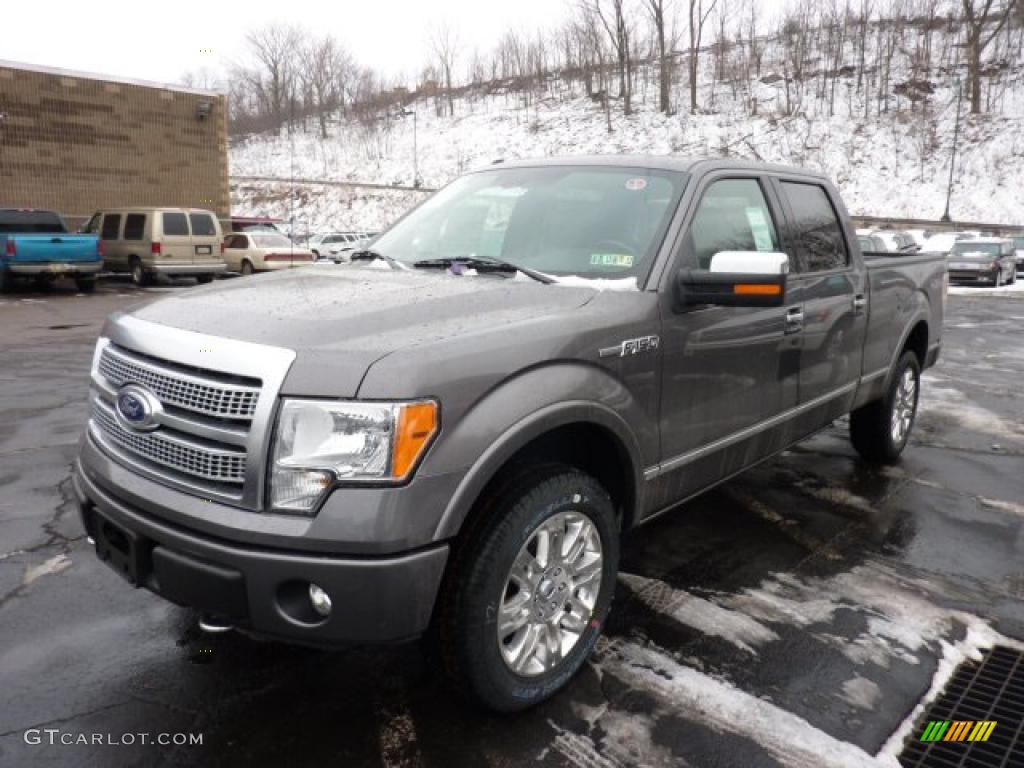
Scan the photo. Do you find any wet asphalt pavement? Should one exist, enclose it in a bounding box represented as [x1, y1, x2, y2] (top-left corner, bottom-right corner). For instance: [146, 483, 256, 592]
[1, 276, 1023, 768]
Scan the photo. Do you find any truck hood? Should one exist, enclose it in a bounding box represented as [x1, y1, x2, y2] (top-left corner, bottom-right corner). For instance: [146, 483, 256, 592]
[127, 264, 598, 396]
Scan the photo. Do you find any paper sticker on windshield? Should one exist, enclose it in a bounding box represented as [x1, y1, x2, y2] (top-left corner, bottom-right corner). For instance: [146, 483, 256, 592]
[625, 178, 647, 191]
[590, 253, 634, 268]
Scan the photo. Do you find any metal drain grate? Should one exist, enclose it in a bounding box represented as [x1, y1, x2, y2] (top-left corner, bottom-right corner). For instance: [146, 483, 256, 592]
[900, 646, 1024, 768]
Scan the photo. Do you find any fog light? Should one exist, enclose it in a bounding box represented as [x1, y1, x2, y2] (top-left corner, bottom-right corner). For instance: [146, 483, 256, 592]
[309, 583, 332, 618]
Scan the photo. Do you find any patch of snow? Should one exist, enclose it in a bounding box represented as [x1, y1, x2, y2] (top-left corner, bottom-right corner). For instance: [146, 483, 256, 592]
[22, 553, 70, 586]
[603, 640, 897, 768]
[918, 380, 1024, 441]
[619, 572, 779, 654]
[839, 676, 882, 710]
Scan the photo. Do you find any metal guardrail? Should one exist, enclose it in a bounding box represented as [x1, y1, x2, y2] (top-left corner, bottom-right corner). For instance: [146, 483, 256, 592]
[852, 215, 1024, 236]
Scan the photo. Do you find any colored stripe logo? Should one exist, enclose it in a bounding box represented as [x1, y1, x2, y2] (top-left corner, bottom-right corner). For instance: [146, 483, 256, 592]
[920, 721, 997, 742]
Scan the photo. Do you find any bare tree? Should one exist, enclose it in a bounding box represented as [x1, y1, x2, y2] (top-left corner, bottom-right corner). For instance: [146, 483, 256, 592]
[687, 0, 719, 113]
[246, 25, 302, 135]
[591, 0, 635, 115]
[642, 0, 676, 113]
[432, 24, 459, 117]
[961, 0, 1015, 113]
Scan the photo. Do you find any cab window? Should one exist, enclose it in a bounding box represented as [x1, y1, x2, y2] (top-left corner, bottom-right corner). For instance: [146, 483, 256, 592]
[780, 182, 848, 272]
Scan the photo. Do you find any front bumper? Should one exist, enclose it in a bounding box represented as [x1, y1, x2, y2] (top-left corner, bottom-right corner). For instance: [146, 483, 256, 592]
[9, 261, 102, 276]
[73, 455, 449, 646]
[149, 262, 227, 276]
[948, 269, 998, 284]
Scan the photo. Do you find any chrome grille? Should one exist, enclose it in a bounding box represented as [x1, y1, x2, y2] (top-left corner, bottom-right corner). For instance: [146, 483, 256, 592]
[99, 345, 259, 420]
[93, 400, 246, 484]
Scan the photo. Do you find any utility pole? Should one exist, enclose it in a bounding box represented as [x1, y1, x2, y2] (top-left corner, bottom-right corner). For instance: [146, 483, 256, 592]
[941, 76, 962, 223]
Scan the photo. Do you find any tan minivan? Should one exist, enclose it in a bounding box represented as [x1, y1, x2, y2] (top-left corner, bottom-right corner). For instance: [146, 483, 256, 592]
[82, 208, 227, 286]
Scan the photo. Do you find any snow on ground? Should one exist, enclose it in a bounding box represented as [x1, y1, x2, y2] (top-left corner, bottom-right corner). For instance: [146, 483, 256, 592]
[597, 557, 1023, 768]
[948, 279, 1024, 296]
[230, 34, 1024, 232]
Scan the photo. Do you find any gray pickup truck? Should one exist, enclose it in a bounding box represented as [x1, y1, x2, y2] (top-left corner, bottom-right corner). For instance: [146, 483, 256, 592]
[74, 157, 945, 711]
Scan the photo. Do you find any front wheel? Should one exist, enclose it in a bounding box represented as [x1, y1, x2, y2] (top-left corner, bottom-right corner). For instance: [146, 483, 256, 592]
[850, 350, 921, 464]
[432, 466, 618, 712]
[195, 274, 214, 284]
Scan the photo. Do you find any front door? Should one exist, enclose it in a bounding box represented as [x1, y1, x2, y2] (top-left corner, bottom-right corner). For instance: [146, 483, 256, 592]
[654, 176, 801, 507]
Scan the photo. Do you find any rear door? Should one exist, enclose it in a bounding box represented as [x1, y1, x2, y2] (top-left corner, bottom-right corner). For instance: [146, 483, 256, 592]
[774, 179, 867, 431]
[188, 212, 220, 264]
[656, 175, 801, 502]
[160, 211, 192, 265]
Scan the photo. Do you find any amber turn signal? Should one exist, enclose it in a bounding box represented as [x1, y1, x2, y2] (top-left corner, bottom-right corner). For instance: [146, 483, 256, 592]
[733, 283, 782, 296]
[392, 402, 439, 479]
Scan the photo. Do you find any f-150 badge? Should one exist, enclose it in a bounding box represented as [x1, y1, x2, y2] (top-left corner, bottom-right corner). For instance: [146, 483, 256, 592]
[599, 335, 660, 358]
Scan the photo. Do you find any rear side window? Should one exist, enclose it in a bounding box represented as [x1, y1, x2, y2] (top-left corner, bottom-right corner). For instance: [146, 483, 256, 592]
[225, 235, 247, 249]
[189, 213, 216, 236]
[687, 178, 781, 270]
[123, 214, 146, 240]
[162, 212, 189, 236]
[780, 182, 848, 272]
[101, 214, 122, 240]
[0, 209, 67, 234]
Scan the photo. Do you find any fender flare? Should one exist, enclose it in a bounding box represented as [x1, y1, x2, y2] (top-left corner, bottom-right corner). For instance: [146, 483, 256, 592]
[430, 376, 648, 542]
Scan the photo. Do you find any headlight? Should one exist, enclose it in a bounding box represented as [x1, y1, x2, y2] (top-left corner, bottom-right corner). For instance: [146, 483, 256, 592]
[270, 399, 438, 513]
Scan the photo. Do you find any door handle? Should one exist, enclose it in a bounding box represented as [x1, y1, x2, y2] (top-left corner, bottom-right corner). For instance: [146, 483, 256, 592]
[852, 294, 867, 314]
[784, 306, 804, 335]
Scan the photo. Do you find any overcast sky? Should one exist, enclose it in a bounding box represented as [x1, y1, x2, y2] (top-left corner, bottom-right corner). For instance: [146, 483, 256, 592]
[5, 0, 579, 88]
[7, 0, 792, 90]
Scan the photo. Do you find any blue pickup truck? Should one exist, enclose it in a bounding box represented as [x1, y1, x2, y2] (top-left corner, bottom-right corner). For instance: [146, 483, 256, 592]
[0, 209, 103, 293]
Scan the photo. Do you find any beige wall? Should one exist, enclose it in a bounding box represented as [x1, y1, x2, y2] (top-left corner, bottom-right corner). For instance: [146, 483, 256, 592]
[0, 63, 230, 226]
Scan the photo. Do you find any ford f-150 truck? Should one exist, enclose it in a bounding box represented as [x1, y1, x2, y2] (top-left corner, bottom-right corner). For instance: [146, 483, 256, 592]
[0, 209, 103, 292]
[74, 158, 946, 711]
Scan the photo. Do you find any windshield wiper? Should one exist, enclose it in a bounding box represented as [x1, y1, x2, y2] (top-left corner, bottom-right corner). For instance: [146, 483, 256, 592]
[412, 255, 554, 284]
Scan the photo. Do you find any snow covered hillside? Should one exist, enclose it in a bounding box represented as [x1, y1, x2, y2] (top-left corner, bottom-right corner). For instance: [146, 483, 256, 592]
[229, 35, 1024, 233]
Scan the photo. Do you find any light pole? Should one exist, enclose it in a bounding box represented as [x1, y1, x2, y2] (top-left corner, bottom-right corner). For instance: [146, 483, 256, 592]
[941, 76, 962, 224]
[401, 108, 419, 188]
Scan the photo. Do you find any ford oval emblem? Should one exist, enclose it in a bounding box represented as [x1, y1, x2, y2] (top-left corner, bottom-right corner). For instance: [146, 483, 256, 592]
[114, 384, 162, 432]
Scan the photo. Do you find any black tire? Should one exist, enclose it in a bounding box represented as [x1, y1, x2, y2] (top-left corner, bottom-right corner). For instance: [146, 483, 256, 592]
[850, 350, 921, 464]
[130, 257, 151, 287]
[75, 276, 97, 294]
[195, 274, 214, 284]
[431, 464, 619, 712]
[241, 261, 255, 276]
[0, 267, 11, 292]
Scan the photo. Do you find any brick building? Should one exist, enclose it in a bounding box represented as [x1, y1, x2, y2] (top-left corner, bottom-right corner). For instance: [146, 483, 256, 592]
[0, 60, 229, 228]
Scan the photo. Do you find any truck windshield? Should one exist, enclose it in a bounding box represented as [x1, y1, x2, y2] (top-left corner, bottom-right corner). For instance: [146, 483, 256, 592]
[371, 166, 688, 285]
[951, 243, 1000, 257]
[0, 210, 67, 234]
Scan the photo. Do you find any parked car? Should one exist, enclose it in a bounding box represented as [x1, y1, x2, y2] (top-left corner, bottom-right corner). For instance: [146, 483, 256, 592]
[82, 208, 227, 287]
[946, 238, 1017, 286]
[857, 233, 889, 253]
[75, 157, 945, 713]
[223, 232, 315, 274]
[227, 216, 284, 234]
[309, 232, 369, 261]
[1013, 235, 1024, 273]
[0, 208, 102, 292]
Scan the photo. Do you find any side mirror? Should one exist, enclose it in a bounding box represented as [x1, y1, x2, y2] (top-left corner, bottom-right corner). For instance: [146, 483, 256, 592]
[675, 251, 789, 310]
